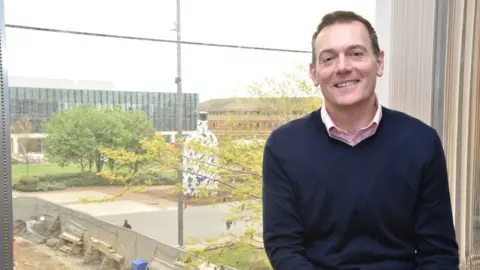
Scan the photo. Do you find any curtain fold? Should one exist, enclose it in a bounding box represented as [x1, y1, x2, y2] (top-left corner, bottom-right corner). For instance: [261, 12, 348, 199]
[386, 0, 480, 266]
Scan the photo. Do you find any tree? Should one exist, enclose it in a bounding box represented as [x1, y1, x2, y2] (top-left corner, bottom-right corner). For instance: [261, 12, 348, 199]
[211, 66, 322, 141]
[114, 109, 157, 173]
[10, 117, 36, 174]
[246, 66, 322, 123]
[180, 68, 322, 268]
[98, 67, 323, 268]
[91, 133, 181, 202]
[43, 105, 155, 172]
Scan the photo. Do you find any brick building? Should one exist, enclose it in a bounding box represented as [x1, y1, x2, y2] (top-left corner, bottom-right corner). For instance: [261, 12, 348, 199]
[199, 97, 323, 138]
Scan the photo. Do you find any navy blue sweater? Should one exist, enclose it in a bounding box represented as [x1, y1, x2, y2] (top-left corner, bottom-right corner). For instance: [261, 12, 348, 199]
[262, 107, 458, 270]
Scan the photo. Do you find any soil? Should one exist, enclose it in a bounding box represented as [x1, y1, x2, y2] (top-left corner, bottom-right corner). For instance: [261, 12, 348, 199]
[14, 237, 97, 270]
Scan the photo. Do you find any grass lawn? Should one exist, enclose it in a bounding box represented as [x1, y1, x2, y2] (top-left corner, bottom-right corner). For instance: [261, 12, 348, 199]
[207, 248, 270, 269]
[12, 164, 82, 184]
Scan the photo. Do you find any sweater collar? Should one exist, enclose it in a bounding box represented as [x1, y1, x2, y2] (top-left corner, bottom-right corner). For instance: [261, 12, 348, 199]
[320, 96, 382, 141]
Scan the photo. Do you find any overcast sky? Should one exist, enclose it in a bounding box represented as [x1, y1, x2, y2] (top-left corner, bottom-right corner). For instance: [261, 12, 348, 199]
[3, 0, 375, 102]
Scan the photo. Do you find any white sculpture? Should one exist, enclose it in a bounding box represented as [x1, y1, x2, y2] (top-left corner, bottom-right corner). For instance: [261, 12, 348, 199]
[182, 112, 220, 197]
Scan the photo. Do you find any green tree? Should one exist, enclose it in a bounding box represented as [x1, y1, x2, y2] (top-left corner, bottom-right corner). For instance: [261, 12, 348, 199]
[98, 68, 322, 268]
[181, 68, 322, 268]
[90, 133, 180, 202]
[43, 105, 96, 172]
[43, 105, 155, 172]
[247, 66, 322, 122]
[114, 109, 157, 173]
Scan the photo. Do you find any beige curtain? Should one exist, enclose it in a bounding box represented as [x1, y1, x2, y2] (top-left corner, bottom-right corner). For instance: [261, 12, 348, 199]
[442, 0, 480, 266]
[386, 0, 480, 266]
[387, 0, 437, 124]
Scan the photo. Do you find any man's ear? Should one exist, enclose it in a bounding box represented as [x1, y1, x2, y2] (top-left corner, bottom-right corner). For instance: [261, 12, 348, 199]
[309, 63, 319, 87]
[376, 51, 385, 77]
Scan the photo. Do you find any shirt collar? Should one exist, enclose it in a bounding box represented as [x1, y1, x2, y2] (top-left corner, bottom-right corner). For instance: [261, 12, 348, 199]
[320, 96, 382, 132]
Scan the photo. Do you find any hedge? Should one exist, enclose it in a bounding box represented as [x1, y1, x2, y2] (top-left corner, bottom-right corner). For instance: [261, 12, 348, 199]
[13, 172, 177, 192]
[13, 176, 67, 192]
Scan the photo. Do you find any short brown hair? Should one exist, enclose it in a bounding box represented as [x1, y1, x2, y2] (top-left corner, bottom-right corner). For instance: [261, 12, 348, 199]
[311, 11, 380, 64]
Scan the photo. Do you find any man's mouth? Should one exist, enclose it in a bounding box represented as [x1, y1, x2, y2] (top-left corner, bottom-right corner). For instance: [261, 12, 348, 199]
[334, 80, 360, 88]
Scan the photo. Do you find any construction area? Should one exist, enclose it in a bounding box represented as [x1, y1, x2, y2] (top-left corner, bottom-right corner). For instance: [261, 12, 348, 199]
[12, 189, 239, 270]
[14, 206, 139, 270]
[14, 236, 98, 270]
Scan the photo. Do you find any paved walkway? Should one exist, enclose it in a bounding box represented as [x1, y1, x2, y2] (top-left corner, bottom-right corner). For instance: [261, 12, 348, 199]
[98, 202, 247, 247]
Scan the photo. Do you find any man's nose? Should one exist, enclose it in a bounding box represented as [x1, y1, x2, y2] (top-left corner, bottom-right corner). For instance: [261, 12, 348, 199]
[335, 55, 352, 73]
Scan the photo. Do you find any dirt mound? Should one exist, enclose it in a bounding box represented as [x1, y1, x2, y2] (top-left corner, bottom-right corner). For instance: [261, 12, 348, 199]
[14, 219, 26, 235]
[15, 237, 98, 270]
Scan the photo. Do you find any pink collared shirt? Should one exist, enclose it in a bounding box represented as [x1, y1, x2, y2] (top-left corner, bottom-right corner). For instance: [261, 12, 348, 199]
[320, 100, 382, 146]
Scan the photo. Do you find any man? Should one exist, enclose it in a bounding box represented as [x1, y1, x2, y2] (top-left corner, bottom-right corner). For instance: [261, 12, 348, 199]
[262, 10, 458, 270]
[123, 219, 132, 229]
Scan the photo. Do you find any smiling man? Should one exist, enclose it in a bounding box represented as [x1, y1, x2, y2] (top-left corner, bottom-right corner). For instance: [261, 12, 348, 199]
[262, 11, 459, 270]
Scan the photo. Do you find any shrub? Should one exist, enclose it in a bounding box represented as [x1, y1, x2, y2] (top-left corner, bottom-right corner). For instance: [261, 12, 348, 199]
[11, 159, 23, 164]
[66, 172, 118, 187]
[12, 183, 31, 192]
[36, 172, 117, 187]
[18, 176, 39, 185]
[38, 173, 83, 183]
[135, 174, 155, 184]
[14, 172, 176, 191]
[158, 175, 177, 185]
[134, 174, 177, 185]
[37, 182, 67, 191]
[13, 181, 66, 192]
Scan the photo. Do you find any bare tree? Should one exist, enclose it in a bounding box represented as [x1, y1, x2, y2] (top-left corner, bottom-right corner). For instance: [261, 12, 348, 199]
[10, 117, 36, 174]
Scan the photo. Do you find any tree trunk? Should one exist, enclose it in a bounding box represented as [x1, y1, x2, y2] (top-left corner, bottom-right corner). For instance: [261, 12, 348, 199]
[25, 152, 29, 175]
[107, 159, 115, 171]
[95, 150, 104, 172]
[88, 159, 93, 172]
[134, 161, 139, 174]
[80, 158, 85, 172]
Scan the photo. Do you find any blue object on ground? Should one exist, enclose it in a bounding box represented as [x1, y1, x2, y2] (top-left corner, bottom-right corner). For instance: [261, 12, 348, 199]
[132, 259, 148, 270]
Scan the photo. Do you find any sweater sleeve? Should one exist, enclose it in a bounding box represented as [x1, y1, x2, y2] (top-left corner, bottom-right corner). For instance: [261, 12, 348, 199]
[262, 143, 315, 270]
[414, 133, 459, 269]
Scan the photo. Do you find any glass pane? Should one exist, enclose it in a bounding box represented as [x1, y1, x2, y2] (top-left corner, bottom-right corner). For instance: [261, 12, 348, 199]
[2, 1, 427, 269]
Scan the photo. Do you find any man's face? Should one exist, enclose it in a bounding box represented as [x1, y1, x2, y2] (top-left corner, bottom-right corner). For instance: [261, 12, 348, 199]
[309, 21, 384, 108]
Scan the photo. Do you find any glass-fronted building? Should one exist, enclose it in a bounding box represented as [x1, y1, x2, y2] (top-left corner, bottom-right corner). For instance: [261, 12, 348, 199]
[9, 87, 199, 132]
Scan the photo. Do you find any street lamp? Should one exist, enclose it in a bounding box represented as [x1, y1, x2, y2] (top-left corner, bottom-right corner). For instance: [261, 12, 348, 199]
[174, 0, 184, 249]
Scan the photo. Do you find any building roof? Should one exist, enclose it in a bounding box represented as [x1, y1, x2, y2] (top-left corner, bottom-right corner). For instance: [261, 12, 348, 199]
[200, 97, 323, 112]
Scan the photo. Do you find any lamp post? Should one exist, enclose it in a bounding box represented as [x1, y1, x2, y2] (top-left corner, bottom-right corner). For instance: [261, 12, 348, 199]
[174, 0, 184, 248]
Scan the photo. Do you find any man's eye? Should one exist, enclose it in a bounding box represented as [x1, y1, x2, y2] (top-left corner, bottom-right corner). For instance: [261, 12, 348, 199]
[352, 51, 363, 57]
[323, 57, 333, 63]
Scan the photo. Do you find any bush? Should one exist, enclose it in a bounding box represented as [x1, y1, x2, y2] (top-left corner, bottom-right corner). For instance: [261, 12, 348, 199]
[158, 175, 177, 185]
[38, 173, 84, 183]
[13, 181, 67, 192]
[13, 172, 176, 191]
[37, 182, 67, 191]
[66, 172, 121, 187]
[11, 159, 23, 164]
[37, 172, 118, 187]
[134, 174, 177, 185]
[135, 174, 155, 184]
[18, 176, 39, 185]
